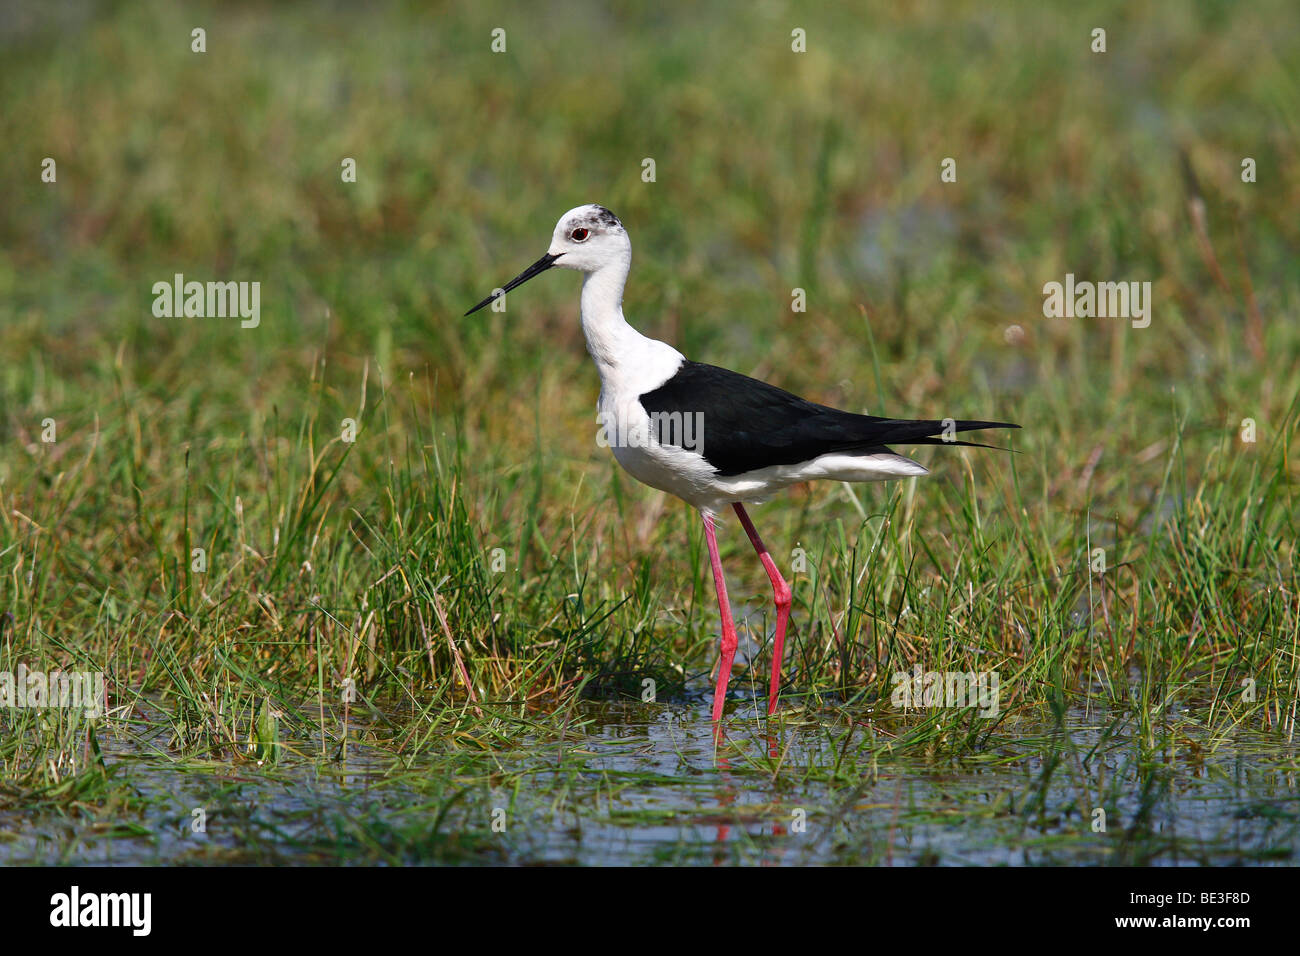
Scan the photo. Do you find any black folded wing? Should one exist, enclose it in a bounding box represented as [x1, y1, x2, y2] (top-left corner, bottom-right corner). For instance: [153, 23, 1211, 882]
[638, 360, 1018, 477]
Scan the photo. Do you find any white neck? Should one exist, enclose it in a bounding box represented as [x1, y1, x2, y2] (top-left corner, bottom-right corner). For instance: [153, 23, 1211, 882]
[578, 253, 685, 394]
[580, 258, 637, 373]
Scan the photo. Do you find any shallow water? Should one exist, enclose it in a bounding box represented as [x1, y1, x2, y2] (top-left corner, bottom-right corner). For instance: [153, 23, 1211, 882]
[2, 698, 1296, 865]
[485, 702, 1299, 865]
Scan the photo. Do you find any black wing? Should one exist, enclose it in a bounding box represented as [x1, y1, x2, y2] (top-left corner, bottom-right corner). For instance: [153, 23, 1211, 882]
[638, 360, 1018, 477]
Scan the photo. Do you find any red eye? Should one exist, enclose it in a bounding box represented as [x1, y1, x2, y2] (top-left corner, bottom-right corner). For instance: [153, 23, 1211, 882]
[571, 228, 589, 241]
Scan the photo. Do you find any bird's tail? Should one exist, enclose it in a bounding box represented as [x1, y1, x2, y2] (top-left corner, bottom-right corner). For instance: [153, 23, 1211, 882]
[871, 419, 1020, 451]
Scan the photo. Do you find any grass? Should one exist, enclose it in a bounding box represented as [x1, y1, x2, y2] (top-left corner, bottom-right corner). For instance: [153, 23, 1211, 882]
[0, 0, 1298, 864]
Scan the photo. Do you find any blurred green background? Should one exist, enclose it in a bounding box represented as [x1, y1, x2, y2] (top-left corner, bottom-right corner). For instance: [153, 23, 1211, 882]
[4, 0, 1295, 426]
[1, 0, 1296, 706]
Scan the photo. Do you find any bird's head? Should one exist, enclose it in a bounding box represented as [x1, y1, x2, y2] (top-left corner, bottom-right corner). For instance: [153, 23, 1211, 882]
[546, 204, 629, 272]
[465, 204, 629, 316]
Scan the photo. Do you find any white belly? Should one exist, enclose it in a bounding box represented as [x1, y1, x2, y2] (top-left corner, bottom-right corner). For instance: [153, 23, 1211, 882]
[599, 391, 718, 502]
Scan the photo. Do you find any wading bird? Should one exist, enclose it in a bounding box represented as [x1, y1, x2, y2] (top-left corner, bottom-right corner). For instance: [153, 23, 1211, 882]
[466, 205, 1017, 722]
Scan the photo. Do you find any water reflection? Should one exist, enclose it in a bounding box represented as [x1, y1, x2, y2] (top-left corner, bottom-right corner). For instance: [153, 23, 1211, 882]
[2, 697, 1296, 865]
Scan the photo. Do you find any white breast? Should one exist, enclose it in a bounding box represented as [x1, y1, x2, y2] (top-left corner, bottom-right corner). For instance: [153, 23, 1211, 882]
[595, 341, 711, 498]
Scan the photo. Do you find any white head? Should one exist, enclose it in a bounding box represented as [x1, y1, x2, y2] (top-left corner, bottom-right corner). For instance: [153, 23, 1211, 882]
[546, 204, 630, 273]
[465, 204, 630, 315]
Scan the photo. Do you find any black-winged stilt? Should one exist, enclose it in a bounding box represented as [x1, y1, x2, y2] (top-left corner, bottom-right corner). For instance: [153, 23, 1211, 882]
[466, 204, 1018, 722]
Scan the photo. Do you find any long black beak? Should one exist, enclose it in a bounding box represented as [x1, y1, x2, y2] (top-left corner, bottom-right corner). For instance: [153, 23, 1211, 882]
[463, 252, 561, 316]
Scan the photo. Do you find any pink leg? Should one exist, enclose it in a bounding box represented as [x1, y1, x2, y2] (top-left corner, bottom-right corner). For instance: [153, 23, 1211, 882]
[701, 511, 739, 723]
[733, 503, 791, 716]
